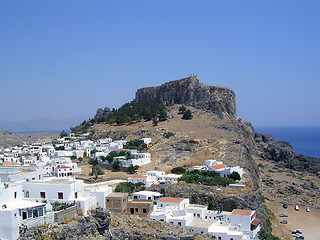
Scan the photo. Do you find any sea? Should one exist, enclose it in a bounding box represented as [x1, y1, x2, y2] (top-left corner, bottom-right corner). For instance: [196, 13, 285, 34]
[254, 126, 320, 158]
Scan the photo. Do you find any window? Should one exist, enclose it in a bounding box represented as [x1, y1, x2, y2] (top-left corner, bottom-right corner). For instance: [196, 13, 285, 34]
[143, 208, 147, 213]
[14, 192, 17, 199]
[218, 237, 221, 240]
[22, 211, 27, 220]
[27, 209, 32, 218]
[230, 238, 233, 240]
[40, 192, 46, 198]
[197, 214, 200, 217]
[38, 207, 44, 217]
[134, 196, 138, 199]
[33, 209, 38, 218]
[178, 222, 181, 226]
[58, 192, 63, 199]
[135, 208, 138, 212]
[107, 199, 110, 202]
[75, 192, 78, 199]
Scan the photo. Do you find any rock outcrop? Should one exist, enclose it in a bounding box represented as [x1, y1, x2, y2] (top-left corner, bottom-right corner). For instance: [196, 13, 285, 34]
[94, 107, 111, 122]
[19, 207, 111, 240]
[135, 76, 236, 119]
[255, 133, 320, 175]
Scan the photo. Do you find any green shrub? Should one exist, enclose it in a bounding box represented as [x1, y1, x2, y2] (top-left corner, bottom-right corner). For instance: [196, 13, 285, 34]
[112, 160, 121, 171]
[178, 106, 186, 114]
[171, 167, 185, 174]
[88, 158, 98, 166]
[182, 109, 193, 120]
[180, 170, 235, 187]
[128, 165, 139, 174]
[228, 171, 241, 181]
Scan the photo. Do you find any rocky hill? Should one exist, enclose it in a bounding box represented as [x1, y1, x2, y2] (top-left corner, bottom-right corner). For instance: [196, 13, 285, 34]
[75, 76, 319, 237]
[135, 76, 236, 119]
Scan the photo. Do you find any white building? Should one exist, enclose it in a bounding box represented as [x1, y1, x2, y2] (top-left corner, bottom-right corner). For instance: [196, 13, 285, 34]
[127, 175, 157, 188]
[139, 138, 152, 145]
[150, 196, 261, 240]
[0, 183, 51, 240]
[132, 190, 162, 201]
[120, 152, 151, 167]
[204, 160, 244, 177]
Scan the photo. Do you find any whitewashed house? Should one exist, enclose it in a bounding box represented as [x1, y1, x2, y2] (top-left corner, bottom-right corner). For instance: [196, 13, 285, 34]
[15, 177, 96, 214]
[0, 184, 52, 240]
[139, 138, 152, 144]
[120, 152, 151, 167]
[127, 175, 157, 188]
[150, 196, 261, 240]
[205, 160, 243, 177]
[132, 190, 162, 201]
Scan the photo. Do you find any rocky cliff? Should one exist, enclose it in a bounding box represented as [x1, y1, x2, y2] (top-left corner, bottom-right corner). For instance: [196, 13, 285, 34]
[135, 76, 236, 119]
[255, 133, 320, 175]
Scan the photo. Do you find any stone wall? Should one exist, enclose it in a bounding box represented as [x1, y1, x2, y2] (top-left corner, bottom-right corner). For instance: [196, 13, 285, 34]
[22, 212, 55, 228]
[54, 205, 77, 224]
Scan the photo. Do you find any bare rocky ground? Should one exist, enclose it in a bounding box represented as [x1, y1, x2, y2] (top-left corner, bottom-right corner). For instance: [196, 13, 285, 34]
[0, 130, 59, 147]
[266, 202, 320, 240]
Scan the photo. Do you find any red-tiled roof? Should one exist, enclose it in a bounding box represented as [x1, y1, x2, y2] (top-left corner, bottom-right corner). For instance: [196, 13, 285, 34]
[117, 149, 129, 151]
[158, 197, 184, 203]
[131, 175, 147, 179]
[2, 161, 20, 166]
[210, 164, 226, 170]
[251, 217, 261, 226]
[231, 209, 252, 216]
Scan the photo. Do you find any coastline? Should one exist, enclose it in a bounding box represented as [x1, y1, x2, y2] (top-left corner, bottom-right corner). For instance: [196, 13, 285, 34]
[255, 126, 320, 158]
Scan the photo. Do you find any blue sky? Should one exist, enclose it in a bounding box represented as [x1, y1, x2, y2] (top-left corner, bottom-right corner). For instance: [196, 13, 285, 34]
[1, 0, 319, 131]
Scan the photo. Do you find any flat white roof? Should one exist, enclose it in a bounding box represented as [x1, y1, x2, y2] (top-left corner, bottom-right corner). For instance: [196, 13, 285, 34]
[134, 191, 162, 196]
[18, 177, 81, 185]
[5, 200, 45, 211]
[187, 219, 216, 228]
[188, 204, 207, 210]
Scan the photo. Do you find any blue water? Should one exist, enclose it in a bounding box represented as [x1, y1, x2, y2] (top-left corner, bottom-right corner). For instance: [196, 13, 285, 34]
[254, 126, 320, 158]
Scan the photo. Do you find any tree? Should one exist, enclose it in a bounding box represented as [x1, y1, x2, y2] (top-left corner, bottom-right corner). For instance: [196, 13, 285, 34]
[60, 131, 68, 138]
[182, 109, 193, 120]
[88, 158, 98, 166]
[158, 109, 167, 121]
[171, 167, 185, 174]
[55, 146, 65, 151]
[115, 182, 135, 193]
[128, 165, 139, 174]
[90, 165, 105, 178]
[228, 171, 241, 181]
[152, 117, 158, 126]
[112, 160, 121, 171]
[178, 106, 186, 114]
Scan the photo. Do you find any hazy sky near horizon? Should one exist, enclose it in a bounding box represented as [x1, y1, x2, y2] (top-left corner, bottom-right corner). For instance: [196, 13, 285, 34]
[1, 0, 319, 129]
